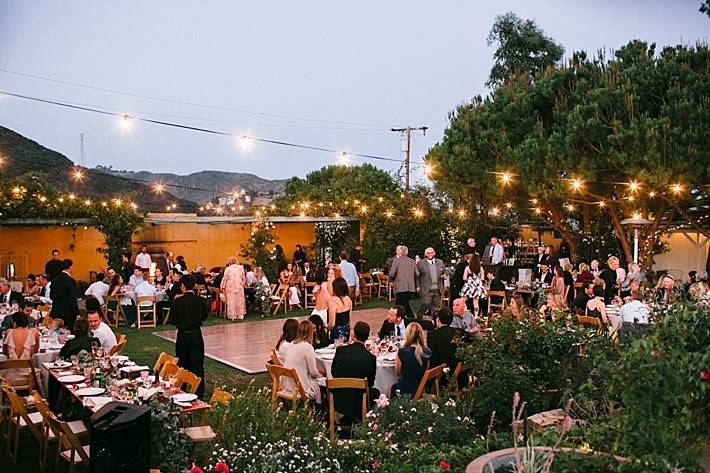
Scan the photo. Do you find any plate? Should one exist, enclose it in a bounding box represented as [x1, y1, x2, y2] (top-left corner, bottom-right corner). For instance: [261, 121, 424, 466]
[315, 348, 335, 354]
[75, 387, 106, 396]
[318, 353, 335, 361]
[171, 393, 198, 403]
[47, 344, 64, 350]
[51, 361, 72, 369]
[58, 375, 85, 383]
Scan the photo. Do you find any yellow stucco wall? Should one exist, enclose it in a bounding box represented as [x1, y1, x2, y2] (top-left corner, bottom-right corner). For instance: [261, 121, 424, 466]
[0, 220, 318, 282]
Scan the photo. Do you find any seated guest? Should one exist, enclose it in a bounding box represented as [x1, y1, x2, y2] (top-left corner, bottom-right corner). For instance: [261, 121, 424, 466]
[244, 264, 256, 287]
[585, 285, 609, 325]
[193, 265, 207, 285]
[1, 309, 40, 387]
[254, 267, 270, 287]
[391, 322, 431, 397]
[378, 305, 407, 339]
[2, 300, 36, 335]
[0, 278, 23, 306]
[167, 268, 184, 301]
[128, 265, 144, 287]
[311, 268, 330, 325]
[654, 275, 678, 304]
[59, 318, 100, 358]
[135, 272, 157, 306]
[576, 263, 595, 283]
[87, 309, 117, 351]
[508, 295, 528, 321]
[107, 275, 136, 327]
[32, 273, 52, 306]
[153, 267, 167, 288]
[25, 274, 40, 297]
[485, 270, 506, 305]
[427, 308, 466, 388]
[283, 320, 326, 403]
[176, 255, 188, 273]
[537, 264, 553, 285]
[573, 281, 594, 315]
[331, 321, 379, 422]
[308, 314, 330, 350]
[303, 261, 313, 281]
[275, 318, 298, 363]
[450, 298, 479, 334]
[619, 290, 650, 325]
[84, 272, 109, 306]
[540, 293, 568, 320]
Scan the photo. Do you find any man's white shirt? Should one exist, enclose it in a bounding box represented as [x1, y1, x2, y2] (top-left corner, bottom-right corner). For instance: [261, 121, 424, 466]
[85, 281, 109, 305]
[92, 322, 117, 350]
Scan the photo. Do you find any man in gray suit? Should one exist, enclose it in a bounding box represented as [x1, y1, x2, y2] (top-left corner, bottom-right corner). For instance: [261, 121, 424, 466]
[388, 245, 419, 320]
[416, 247, 446, 317]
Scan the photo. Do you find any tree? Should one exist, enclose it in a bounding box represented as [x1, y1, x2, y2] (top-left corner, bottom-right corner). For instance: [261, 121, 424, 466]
[486, 12, 564, 88]
[427, 41, 710, 270]
[240, 217, 279, 282]
[701, 0, 710, 17]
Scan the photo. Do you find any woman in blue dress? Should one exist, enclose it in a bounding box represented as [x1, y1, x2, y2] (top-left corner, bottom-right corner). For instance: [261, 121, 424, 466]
[327, 277, 352, 343]
[391, 322, 432, 397]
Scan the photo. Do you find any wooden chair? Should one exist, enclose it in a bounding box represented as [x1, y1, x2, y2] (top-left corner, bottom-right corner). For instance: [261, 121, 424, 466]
[451, 362, 465, 400]
[270, 349, 282, 366]
[577, 315, 602, 329]
[207, 287, 221, 315]
[218, 289, 228, 318]
[440, 285, 451, 307]
[109, 339, 127, 356]
[103, 295, 126, 328]
[176, 370, 202, 395]
[304, 282, 317, 309]
[413, 364, 446, 401]
[270, 284, 289, 316]
[43, 409, 90, 472]
[153, 352, 177, 375]
[487, 290, 508, 316]
[162, 293, 183, 325]
[181, 388, 234, 443]
[37, 305, 52, 317]
[360, 273, 375, 299]
[3, 384, 43, 464]
[265, 363, 308, 410]
[160, 362, 183, 384]
[0, 359, 38, 394]
[326, 377, 369, 441]
[377, 274, 391, 300]
[32, 391, 87, 473]
[136, 295, 157, 329]
[573, 282, 584, 298]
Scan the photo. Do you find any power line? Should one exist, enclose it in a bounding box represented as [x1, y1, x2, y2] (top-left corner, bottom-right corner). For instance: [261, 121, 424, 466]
[0, 90, 419, 164]
[0, 68, 393, 129]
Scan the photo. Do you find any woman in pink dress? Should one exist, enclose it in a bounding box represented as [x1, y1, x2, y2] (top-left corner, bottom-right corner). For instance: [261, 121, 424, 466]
[220, 256, 246, 320]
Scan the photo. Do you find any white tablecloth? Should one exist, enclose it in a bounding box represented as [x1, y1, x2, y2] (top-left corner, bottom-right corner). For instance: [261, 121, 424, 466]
[316, 353, 398, 398]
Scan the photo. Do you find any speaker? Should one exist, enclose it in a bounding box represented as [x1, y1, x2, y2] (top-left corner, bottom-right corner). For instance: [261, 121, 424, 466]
[90, 401, 152, 473]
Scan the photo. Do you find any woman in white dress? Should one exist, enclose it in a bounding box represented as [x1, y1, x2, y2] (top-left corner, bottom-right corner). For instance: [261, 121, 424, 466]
[282, 320, 325, 403]
[460, 254, 486, 315]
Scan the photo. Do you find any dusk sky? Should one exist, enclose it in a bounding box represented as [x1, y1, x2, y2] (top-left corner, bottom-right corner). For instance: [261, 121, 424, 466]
[1, 1, 707, 184]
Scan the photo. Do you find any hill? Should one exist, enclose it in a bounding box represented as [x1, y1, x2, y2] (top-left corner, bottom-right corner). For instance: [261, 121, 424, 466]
[0, 126, 198, 212]
[102, 169, 288, 204]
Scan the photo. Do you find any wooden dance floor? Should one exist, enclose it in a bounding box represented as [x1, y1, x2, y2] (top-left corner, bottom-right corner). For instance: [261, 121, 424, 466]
[153, 308, 388, 374]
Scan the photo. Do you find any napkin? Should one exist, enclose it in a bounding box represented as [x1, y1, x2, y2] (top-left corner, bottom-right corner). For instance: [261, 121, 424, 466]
[120, 365, 150, 373]
[137, 386, 160, 400]
[75, 383, 88, 389]
[174, 401, 192, 407]
[58, 370, 75, 376]
[83, 396, 113, 409]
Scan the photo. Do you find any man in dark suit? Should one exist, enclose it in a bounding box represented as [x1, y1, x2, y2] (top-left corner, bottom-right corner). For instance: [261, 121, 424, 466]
[416, 247, 446, 317]
[331, 321, 379, 423]
[378, 305, 406, 339]
[388, 245, 419, 320]
[49, 259, 80, 332]
[0, 279, 23, 306]
[44, 249, 63, 281]
[572, 281, 594, 315]
[427, 308, 468, 389]
[538, 264, 553, 285]
[156, 251, 176, 280]
[169, 274, 208, 399]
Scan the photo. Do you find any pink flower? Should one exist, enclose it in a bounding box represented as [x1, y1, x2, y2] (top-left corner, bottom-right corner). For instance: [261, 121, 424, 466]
[214, 461, 229, 473]
[372, 460, 381, 470]
[371, 423, 378, 431]
[375, 394, 389, 409]
[439, 460, 451, 470]
[700, 371, 710, 382]
[560, 415, 574, 432]
[190, 466, 203, 473]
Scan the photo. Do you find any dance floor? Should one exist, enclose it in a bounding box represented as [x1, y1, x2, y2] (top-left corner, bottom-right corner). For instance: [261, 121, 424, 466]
[153, 308, 388, 374]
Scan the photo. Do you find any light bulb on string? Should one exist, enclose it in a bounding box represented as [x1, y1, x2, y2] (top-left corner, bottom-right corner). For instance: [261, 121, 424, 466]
[598, 201, 606, 207]
[499, 172, 512, 185]
[505, 202, 513, 209]
[490, 207, 500, 217]
[118, 114, 134, 133]
[237, 134, 254, 152]
[71, 168, 84, 182]
[458, 209, 466, 219]
[153, 183, 165, 194]
[384, 210, 394, 219]
[423, 163, 434, 179]
[570, 178, 583, 192]
[670, 183, 683, 195]
[338, 151, 349, 166]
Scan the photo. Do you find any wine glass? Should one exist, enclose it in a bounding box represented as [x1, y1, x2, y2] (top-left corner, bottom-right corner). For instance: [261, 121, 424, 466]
[70, 355, 79, 371]
[140, 371, 150, 388]
[168, 373, 178, 388]
[110, 356, 119, 370]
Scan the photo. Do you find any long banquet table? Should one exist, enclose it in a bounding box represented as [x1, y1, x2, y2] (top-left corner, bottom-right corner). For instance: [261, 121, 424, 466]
[315, 345, 398, 398]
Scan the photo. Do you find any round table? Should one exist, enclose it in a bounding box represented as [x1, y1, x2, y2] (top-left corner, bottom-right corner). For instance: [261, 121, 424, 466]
[315, 351, 398, 398]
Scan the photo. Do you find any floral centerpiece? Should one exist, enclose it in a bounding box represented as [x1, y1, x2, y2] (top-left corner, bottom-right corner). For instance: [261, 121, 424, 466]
[253, 280, 271, 317]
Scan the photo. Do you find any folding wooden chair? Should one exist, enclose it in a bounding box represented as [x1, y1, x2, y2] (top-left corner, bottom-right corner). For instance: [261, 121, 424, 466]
[304, 282, 317, 309]
[0, 359, 38, 394]
[413, 364, 446, 401]
[109, 339, 127, 356]
[451, 362, 465, 400]
[270, 284, 289, 315]
[486, 290, 508, 316]
[44, 409, 90, 472]
[573, 282, 584, 298]
[153, 352, 177, 375]
[577, 315, 603, 330]
[136, 295, 157, 329]
[326, 377, 369, 441]
[3, 384, 43, 465]
[176, 370, 202, 395]
[360, 273, 375, 299]
[160, 362, 183, 384]
[265, 363, 308, 410]
[377, 274, 390, 300]
[32, 391, 87, 473]
[181, 388, 234, 443]
[270, 349, 282, 366]
[103, 295, 126, 328]
[37, 305, 52, 318]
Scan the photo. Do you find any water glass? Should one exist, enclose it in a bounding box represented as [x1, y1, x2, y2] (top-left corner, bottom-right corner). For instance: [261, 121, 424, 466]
[70, 355, 79, 370]
[140, 371, 150, 387]
[168, 374, 178, 387]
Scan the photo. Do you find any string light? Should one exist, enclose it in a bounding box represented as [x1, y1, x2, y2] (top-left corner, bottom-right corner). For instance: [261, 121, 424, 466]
[671, 183, 683, 194]
[338, 151, 349, 166]
[68, 193, 76, 200]
[499, 172, 512, 185]
[632, 212, 642, 220]
[334, 212, 340, 218]
[628, 181, 640, 192]
[457, 209, 466, 219]
[237, 134, 254, 152]
[565, 203, 575, 212]
[648, 191, 656, 198]
[570, 178, 583, 192]
[384, 210, 394, 218]
[413, 208, 424, 218]
[118, 114, 133, 132]
[505, 202, 513, 209]
[12, 186, 21, 194]
[531, 198, 538, 205]
[377, 197, 384, 203]
[84, 199, 91, 205]
[598, 201, 606, 207]
[153, 183, 165, 194]
[423, 163, 434, 178]
[533, 207, 542, 215]
[490, 207, 500, 216]
[359, 205, 368, 214]
[71, 168, 84, 181]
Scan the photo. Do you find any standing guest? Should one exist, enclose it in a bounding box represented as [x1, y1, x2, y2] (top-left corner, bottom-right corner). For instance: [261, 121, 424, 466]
[220, 256, 246, 320]
[331, 320, 379, 422]
[308, 314, 330, 350]
[32, 274, 52, 306]
[169, 274, 208, 399]
[388, 245, 419, 320]
[153, 267, 167, 288]
[84, 273, 109, 306]
[573, 281, 595, 315]
[135, 245, 152, 272]
[44, 249, 63, 281]
[461, 254, 486, 315]
[129, 266, 144, 287]
[311, 268, 330, 325]
[563, 263, 575, 303]
[544, 245, 559, 269]
[339, 252, 360, 300]
[600, 256, 622, 304]
[25, 274, 40, 297]
[327, 277, 352, 342]
[59, 319, 99, 359]
[533, 246, 548, 280]
[293, 245, 307, 272]
[487, 237, 505, 277]
[0, 279, 23, 306]
[416, 247, 445, 317]
[107, 274, 136, 327]
[120, 253, 133, 284]
[49, 259, 80, 332]
[559, 239, 572, 259]
[157, 252, 175, 278]
[349, 243, 366, 273]
[275, 318, 298, 363]
[619, 290, 650, 325]
[87, 310, 117, 351]
[481, 239, 493, 269]
[450, 297, 480, 335]
[576, 263, 595, 283]
[450, 255, 470, 309]
[427, 307, 466, 388]
[463, 237, 478, 256]
[176, 255, 188, 273]
[283, 320, 326, 403]
[391, 323, 431, 397]
[379, 305, 407, 339]
[590, 260, 601, 279]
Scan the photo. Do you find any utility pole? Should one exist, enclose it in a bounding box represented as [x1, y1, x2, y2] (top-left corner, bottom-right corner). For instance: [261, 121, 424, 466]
[391, 126, 427, 190]
[80, 133, 85, 166]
